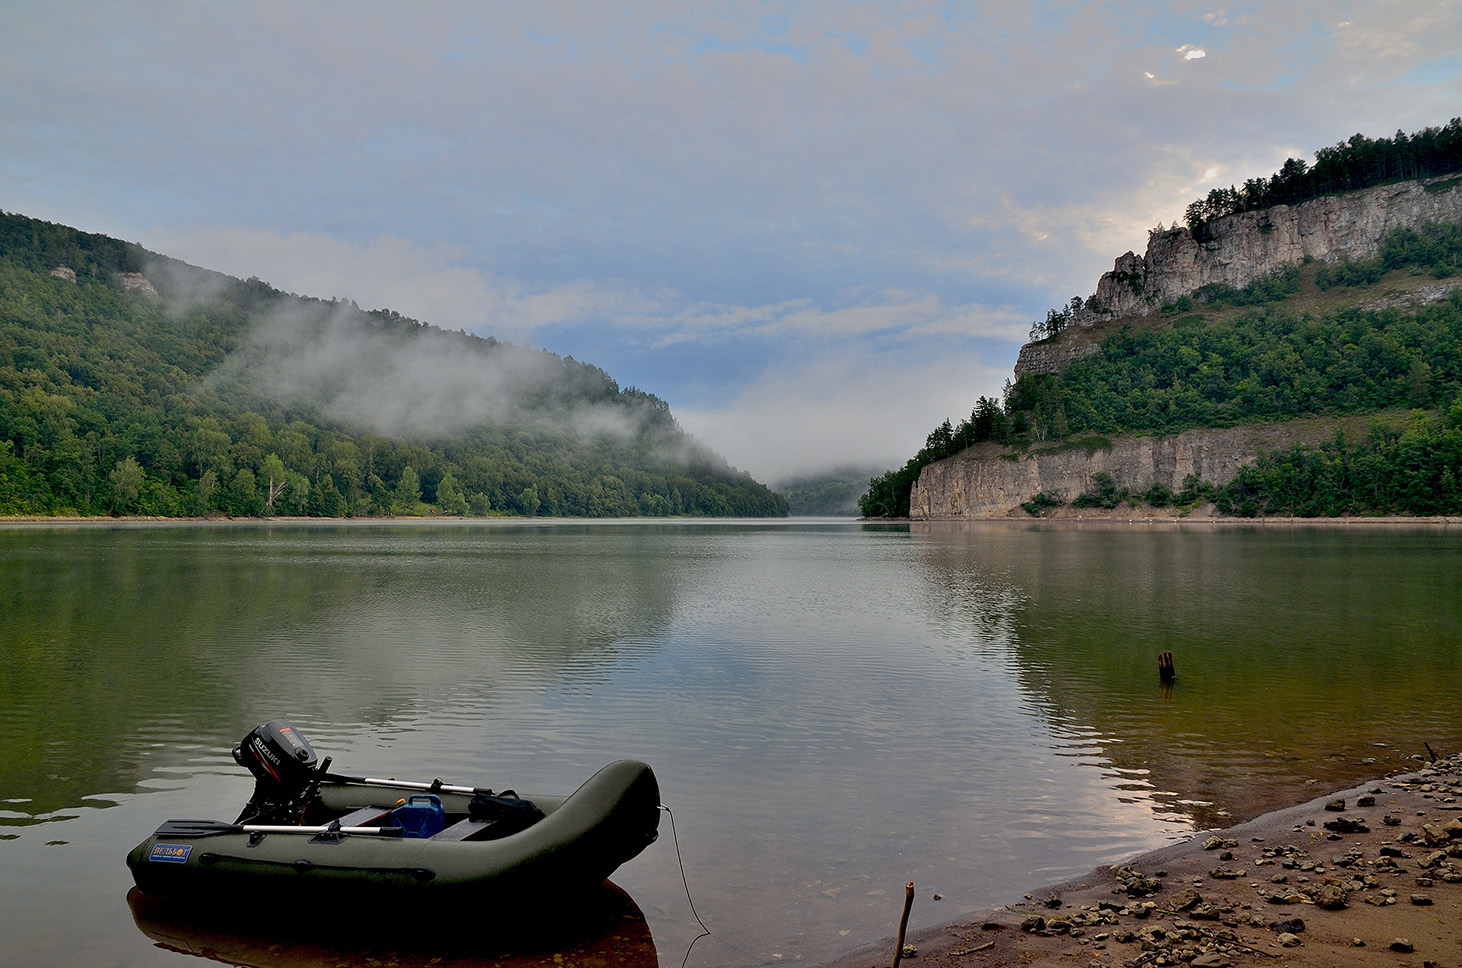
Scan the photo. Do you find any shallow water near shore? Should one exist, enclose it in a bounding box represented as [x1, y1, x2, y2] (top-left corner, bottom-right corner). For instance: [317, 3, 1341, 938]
[2, 518, 1460, 967]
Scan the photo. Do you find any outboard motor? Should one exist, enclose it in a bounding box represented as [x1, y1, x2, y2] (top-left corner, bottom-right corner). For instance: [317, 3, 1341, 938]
[232, 720, 329, 824]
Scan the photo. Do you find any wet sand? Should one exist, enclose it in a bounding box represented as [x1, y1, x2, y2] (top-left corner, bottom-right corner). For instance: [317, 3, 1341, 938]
[827, 753, 1462, 968]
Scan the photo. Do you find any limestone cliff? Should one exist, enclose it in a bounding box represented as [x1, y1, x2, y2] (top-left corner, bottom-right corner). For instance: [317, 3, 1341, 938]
[909, 420, 1368, 519]
[1015, 175, 1462, 378]
[1098, 176, 1462, 315]
[916, 175, 1462, 519]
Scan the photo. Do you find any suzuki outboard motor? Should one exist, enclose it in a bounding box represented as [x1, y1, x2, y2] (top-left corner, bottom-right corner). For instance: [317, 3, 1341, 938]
[232, 720, 328, 824]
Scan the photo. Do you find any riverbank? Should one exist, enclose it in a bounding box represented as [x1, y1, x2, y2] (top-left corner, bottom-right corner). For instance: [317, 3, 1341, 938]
[1020, 505, 1462, 525]
[828, 753, 1462, 968]
[868, 510, 1462, 525]
[903, 504, 1462, 524]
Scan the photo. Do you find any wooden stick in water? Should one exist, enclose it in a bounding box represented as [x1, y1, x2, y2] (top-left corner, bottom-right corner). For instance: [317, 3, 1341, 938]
[892, 882, 914, 968]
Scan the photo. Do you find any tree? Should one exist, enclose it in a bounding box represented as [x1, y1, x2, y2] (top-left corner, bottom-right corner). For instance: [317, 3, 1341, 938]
[436, 472, 470, 515]
[519, 484, 541, 516]
[108, 457, 144, 514]
[279, 470, 310, 515]
[260, 453, 289, 515]
[195, 469, 218, 516]
[230, 467, 260, 516]
[394, 465, 422, 513]
[1029, 296, 1084, 341]
[310, 474, 346, 517]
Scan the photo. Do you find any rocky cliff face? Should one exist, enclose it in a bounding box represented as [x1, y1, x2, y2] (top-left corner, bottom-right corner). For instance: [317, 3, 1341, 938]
[926, 177, 1462, 519]
[1015, 175, 1462, 378]
[1096, 176, 1462, 317]
[910, 421, 1374, 519]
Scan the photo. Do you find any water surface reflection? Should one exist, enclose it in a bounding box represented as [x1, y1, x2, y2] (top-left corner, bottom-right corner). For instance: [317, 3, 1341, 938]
[128, 883, 658, 968]
[911, 521, 1462, 824]
[3, 519, 1460, 968]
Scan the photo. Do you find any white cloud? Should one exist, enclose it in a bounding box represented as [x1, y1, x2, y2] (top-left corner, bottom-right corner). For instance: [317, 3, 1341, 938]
[676, 294, 1031, 343]
[677, 351, 1012, 483]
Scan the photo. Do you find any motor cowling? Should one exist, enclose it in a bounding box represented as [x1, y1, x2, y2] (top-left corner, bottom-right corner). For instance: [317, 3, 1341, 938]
[232, 720, 321, 823]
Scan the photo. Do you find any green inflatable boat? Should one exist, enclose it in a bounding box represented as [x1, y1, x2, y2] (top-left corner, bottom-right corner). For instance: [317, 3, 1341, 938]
[126, 721, 660, 909]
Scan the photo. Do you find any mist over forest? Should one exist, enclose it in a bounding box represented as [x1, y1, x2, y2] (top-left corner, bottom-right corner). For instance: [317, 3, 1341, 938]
[0, 211, 787, 517]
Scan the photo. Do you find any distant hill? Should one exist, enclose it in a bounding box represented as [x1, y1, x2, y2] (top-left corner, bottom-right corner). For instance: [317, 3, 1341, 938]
[773, 466, 887, 516]
[0, 212, 787, 517]
[862, 121, 1462, 520]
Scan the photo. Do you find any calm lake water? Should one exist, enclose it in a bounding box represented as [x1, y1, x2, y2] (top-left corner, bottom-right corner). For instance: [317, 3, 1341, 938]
[3, 519, 1460, 967]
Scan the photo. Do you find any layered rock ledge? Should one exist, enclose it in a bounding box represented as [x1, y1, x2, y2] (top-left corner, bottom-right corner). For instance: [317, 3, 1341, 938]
[909, 419, 1364, 519]
[1016, 175, 1462, 379]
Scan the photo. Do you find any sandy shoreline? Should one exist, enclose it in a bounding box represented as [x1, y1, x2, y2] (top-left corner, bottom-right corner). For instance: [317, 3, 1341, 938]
[826, 753, 1462, 968]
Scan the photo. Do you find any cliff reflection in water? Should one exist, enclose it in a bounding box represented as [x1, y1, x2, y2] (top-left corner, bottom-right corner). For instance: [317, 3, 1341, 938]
[910, 521, 1462, 826]
[0, 523, 684, 822]
[128, 882, 659, 968]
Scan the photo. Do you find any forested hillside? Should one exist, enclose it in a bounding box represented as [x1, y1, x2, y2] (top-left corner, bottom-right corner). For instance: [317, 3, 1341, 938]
[0, 212, 787, 517]
[863, 122, 1462, 519]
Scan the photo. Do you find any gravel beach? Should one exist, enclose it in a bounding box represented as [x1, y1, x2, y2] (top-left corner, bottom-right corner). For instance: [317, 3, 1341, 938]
[827, 753, 1462, 968]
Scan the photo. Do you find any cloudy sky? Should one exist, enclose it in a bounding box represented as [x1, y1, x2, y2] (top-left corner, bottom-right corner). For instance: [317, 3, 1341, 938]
[3, 2, 1458, 482]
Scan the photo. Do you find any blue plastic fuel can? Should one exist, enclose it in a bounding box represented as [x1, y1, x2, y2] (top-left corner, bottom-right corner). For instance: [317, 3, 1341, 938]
[392, 794, 446, 838]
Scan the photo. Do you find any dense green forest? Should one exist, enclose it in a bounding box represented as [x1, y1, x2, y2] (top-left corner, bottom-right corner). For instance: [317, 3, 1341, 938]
[862, 218, 1462, 519]
[0, 212, 787, 517]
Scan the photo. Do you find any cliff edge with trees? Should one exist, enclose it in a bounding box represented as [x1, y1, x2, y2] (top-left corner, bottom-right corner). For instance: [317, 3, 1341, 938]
[863, 120, 1462, 520]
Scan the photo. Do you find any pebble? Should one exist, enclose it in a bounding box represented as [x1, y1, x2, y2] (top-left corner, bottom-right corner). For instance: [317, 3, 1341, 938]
[1389, 938, 1414, 953]
[1408, 893, 1432, 905]
[1166, 887, 1203, 911]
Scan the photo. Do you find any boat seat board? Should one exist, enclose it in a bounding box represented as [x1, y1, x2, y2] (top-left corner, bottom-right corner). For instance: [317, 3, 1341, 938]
[432, 818, 497, 842]
[333, 806, 394, 828]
